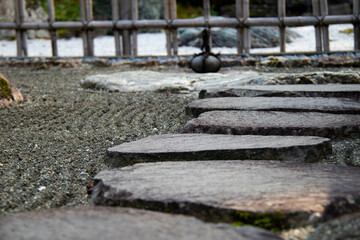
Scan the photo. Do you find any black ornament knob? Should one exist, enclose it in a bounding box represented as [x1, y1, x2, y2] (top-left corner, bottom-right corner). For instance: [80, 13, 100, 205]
[190, 53, 221, 73]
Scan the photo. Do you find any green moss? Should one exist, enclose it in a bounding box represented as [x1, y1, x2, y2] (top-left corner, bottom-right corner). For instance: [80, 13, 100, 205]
[339, 28, 353, 34]
[230, 210, 288, 232]
[0, 76, 13, 101]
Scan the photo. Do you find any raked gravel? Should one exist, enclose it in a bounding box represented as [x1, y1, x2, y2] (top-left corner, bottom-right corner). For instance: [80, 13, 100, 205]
[0, 65, 359, 240]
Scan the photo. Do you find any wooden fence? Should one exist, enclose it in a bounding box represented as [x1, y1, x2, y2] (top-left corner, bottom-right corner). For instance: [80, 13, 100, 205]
[0, 0, 359, 57]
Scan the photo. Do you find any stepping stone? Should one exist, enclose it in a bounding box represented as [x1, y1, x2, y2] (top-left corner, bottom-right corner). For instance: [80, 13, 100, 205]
[105, 134, 331, 167]
[0, 207, 281, 240]
[92, 160, 360, 229]
[186, 97, 360, 117]
[181, 111, 360, 138]
[199, 84, 360, 100]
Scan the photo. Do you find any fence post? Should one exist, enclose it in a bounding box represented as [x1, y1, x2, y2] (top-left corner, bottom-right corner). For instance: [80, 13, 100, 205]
[164, 0, 171, 56]
[278, 0, 286, 53]
[243, 0, 250, 53]
[312, 0, 322, 52]
[354, 0, 360, 50]
[119, 0, 132, 56]
[236, 0, 243, 54]
[203, 0, 212, 50]
[164, 0, 177, 56]
[80, 0, 94, 57]
[14, 0, 27, 57]
[170, 0, 178, 56]
[112, 0, 122, 57]
[47, 0, 58, 57]
[132, 0, 138, 56]
[320, 0, 330, 53]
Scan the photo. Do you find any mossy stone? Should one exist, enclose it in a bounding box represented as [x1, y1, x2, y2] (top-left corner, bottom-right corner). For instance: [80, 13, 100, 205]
[0, 76, 13, 100]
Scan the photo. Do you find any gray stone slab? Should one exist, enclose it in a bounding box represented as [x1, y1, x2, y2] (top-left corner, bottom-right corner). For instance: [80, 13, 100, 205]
[186, 97, 360, 117]
[105, 134, 331, 167]
[92, 161, 360, 228]
[199, 84, 360, 100]
[0, 207, 281, 240]
[181, 111, 360, 138]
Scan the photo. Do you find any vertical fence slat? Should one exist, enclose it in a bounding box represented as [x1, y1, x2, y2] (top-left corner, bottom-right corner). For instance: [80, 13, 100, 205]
[14, 0, 23, 57]
[47, 0, 58, 57]
[320, 0, 329, 53]
[170, 0, 178, 56]
[87, 0, 94, 56]
[312, 0, 322, 52]
[243, 0, 250, 53]
[120, 0, 132, 56]
[236, 0, 243, 54]
[14, 0, 27, 57]
[163, 0, 172, 56]
[203, 0, 212, 50]
[132, 0, 138, 56]
[80, 0, 94, 57]
[278, 0, 286, 53]
[112, 0, 122, 57]
[80, 0, 88, 56]
[354, 0, 360, 50]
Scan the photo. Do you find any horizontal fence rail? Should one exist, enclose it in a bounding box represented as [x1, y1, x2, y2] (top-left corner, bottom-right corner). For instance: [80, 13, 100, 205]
[0, 0, 359, 57]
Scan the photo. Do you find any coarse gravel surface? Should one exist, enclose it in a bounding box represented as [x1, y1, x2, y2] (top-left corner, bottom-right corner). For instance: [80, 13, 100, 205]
[0, 65, 359, 240]
[0, 65, 195, 216]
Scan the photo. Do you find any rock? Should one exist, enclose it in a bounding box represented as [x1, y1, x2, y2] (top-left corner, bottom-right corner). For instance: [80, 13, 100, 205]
[92, 160, 360, 228]
[105, 134, 331, 167]
[260, 56, 312, 68]
[260, 57, 289, 67]
[138, 0, 163, 20]
[316, 55, 359, 67]
[0, 206, 281, 240]
[178, 19, 300, 48]
[181, 110, 360, 138]
[80, 71, 269, 92]
[0, 74, 23, 107]
[199, 84, 360, 100]
[81, 71, 360, 93]
[186, 97, 360, 117]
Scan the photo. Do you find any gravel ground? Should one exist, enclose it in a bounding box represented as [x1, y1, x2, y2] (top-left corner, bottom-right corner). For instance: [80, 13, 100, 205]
[0, 65, 359, 239]
[0, 65, 196, 216]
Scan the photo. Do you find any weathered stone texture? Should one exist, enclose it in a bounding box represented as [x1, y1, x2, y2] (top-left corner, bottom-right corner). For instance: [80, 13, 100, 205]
[92, 161, 360, 227]
[186, 97, 360, 117]
[0, 207, 281, 240]
[181, 111, 360, 138]
[199, 84, 360, 100]
[105, 134, 331, 167]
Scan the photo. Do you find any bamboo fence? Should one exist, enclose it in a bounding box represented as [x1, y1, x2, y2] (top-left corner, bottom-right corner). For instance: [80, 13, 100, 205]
[0, 0, 359, 57]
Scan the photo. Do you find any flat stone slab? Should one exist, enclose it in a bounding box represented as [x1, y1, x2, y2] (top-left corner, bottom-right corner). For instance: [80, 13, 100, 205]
[199, 84, 360, 100]
[0, 207, 281, 240]
[92, 161, 360, 228]
[181, 111, 360, 138]
[186, 97, 360, 117]
[80, 70, 270, 93]
[81, 71, 360, 93]
[105, 134, 331, 167]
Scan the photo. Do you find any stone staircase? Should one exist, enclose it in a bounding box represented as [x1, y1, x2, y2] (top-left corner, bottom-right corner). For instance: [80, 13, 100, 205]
[1, 84, 360, 239]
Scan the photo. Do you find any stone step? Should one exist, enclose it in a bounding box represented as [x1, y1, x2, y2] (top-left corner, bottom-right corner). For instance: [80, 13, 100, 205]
[186, 97, 360, 117]
[105, 134, 331, 167]
[199, 84, 360, 100]
[181, 111, 360, 138]
[0, 207, 281, 240]
[92, 160, 360, 229]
